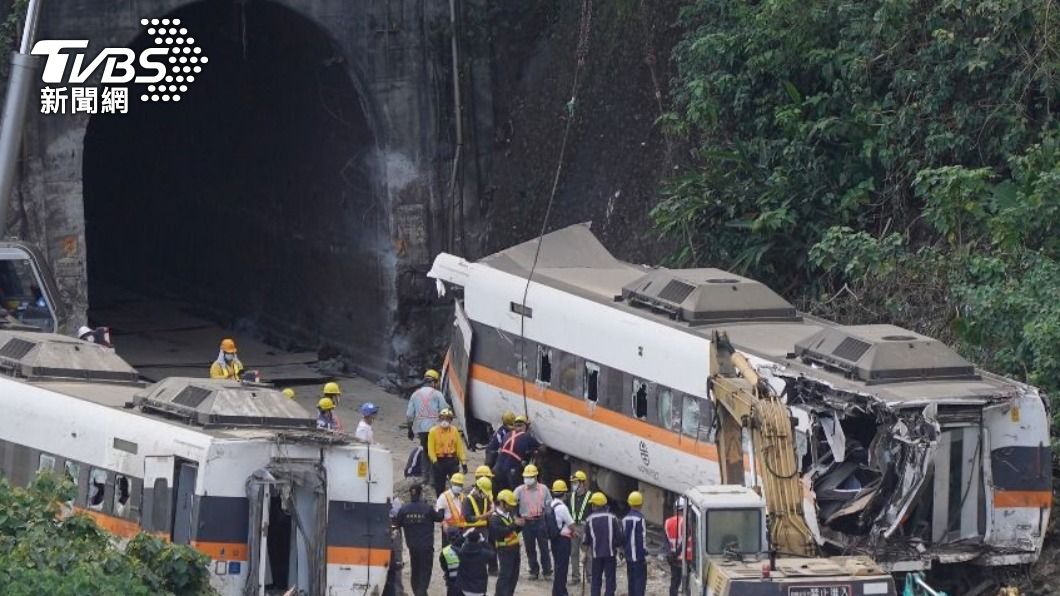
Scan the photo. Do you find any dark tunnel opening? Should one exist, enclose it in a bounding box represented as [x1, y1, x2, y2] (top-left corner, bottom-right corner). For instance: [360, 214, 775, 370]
[83, 0, 391, 372]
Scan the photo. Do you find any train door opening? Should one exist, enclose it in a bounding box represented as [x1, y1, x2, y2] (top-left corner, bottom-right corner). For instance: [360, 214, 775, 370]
[173, 461, 198, 545]
[265, 495, 293, 592]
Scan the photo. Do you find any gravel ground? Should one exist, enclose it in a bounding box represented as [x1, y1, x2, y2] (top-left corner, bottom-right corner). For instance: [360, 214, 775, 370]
[290, 376, 678, 595]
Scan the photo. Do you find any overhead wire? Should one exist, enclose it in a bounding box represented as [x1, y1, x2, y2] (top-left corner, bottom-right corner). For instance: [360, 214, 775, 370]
[517, 0, 594, 418]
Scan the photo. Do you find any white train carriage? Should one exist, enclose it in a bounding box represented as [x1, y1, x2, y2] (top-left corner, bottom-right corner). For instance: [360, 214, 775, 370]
[0, 330, 392, 595]
[429, 223, 1051, 571]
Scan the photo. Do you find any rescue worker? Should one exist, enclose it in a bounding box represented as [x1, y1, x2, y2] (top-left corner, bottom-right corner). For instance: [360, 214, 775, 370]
[407, 369, 446, 481]
[439, 528, 464, 596]
[513, 464, 552, 580]
[282, 388, 296, 400]
[489, 489, 524, 596]
[491, 415, 541, 493]
[664, 497, 690, 596]
[567, 469, 593, 586]
[77, 325, 113, 347]
[461, 476, 496, 575]
[316, 397, 341, 431]
[355, 402, 379, 443]
[455, 529, 491, 596]
[384, 497, 407, 596]
[473, 465, 494, 488]
[394, 484, 442, 596]
[484, 411, 516, 468]
[322, 381, 342, 407]
[583, 492, 623, 596]
[435, 472, 467, 547]
[549, 480, 575, 596]
[622, 491, 647, 596]
[428, 409, 468, 496]
[209, 338, 243, 380]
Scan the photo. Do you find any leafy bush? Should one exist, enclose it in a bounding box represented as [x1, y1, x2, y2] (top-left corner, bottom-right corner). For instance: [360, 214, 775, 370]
[0, 474, 214, 595]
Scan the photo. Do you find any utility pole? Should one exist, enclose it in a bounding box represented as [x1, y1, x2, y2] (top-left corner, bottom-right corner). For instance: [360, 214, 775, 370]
[0, 0, 44, 233]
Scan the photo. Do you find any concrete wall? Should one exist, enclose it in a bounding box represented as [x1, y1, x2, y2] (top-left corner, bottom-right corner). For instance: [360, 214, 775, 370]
[12, 0, 485, 377]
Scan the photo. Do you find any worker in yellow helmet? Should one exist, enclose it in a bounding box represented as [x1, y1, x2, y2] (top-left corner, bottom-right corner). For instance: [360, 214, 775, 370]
[489, 489, 525, 596]
[427, 408, 467, 496]
[435, 472, 467, 548]
[568, 469, 592, 586]
[548, 480, 576, 595]
[623, 491, 647, 596]
[465, 472, 498, 576]
[407, 368, 446, 482]
[209, 338, 243, 381]
[514, 463, 553, 580]
[321, 381, 342, 407]
[315, 397, 341, 432]
[282, 388, 296, 400]
[485, 410, 517, 469]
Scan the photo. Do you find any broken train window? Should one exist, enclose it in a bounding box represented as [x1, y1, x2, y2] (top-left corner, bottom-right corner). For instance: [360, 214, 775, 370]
[681, 394, 700, 437]
[632, 379, 648, 420]
[88, 468, 108, 510]
[537, 346, 552, 384]
[114, 474, 131, 517]
[584, 361, 600, 403]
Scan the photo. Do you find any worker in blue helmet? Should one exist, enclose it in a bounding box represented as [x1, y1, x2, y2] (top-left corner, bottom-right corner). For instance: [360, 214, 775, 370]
[356, 402, 379, 443]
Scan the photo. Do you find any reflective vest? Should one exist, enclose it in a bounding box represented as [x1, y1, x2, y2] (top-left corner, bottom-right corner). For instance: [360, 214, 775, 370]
[466, 492, 492, 528]
[570, 490, 592, 523]
[441, 545, 460, 579]
[499, 430, 526, 463]
[494, 512, 520, 548]
[443, 491, 466, 528]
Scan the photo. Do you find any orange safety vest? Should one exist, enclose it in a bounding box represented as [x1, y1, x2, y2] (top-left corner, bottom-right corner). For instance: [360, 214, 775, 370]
[466, 492, 492, 528]
[443, 491, 466, 528]
[499, 430, 525, 463]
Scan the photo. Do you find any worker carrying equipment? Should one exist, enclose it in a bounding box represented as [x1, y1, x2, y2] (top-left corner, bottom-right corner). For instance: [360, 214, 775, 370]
[209, 338, 243, 381]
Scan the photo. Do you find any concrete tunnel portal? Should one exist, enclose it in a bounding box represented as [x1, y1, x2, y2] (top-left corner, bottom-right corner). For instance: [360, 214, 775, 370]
[82, 0, 392, 372]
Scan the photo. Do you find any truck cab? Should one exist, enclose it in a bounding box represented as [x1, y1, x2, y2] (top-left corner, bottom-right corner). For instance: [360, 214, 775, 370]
[683, 485, 896, 596]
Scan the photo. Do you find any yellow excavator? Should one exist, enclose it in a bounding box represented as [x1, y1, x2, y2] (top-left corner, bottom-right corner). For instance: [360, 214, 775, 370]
[678, 331, 897, 596]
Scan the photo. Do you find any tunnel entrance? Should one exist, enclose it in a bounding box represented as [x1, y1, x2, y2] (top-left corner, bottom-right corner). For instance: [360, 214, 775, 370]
[83, 0, 389, 372]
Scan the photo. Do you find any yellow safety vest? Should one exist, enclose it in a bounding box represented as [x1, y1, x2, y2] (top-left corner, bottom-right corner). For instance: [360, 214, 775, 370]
[466, 492, 492, 528]
[494, 512, 520, 548]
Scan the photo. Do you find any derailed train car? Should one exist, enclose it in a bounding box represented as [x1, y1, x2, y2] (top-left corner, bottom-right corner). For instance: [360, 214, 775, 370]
[0, 330, 392, 595]
[428, 222, 1050, 572]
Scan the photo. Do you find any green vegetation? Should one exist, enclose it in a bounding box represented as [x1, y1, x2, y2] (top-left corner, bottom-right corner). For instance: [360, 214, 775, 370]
[657, 0, 1060, 419]
[0, 474, 214, 595]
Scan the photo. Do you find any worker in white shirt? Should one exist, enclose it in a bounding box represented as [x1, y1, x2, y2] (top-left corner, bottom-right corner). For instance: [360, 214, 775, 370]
[356, 402, 379, 443]
[549, 480, 576, 596]
[434, 472, 468, 548]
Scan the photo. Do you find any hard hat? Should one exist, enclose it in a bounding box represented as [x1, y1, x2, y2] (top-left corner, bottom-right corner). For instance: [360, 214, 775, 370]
[552, 479, 569, 493]
[589, 492, 607, 507]
[627, 491, 643, 507]
[77, 325, 93, 339]
[571, 470, 588, 482]
[476, 477, 493, 493]
[360, 402, 379, 416]
[474, 465, 493, 478]
[424, 369, 440, 382]
[501, 411, 516, 426]
[675, 496, 688, 510]
[497, 489, 518, 506]
[513, 415, 528, 425]
[282, 388, 296, 399]
[317, 397, 335, 411]
[450, 472, 465, 485]
[323, 381, 341, 395]
[522, 464, 539, 477]
[440, 408, 454, 419]
[220, 338, 237, 353]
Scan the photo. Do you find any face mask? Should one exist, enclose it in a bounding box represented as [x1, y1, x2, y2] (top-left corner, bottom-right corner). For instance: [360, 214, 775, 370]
[440, 421, 451, 428]
[572, 482, 581, 492]
[451, 485, 463, 495]
[224, 354, 234, 362]
[524, 477, 536, 487]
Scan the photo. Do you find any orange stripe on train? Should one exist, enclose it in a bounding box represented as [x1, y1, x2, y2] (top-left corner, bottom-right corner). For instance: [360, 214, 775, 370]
[993, 490, 1052, 508]
[327, 546, 391, 567]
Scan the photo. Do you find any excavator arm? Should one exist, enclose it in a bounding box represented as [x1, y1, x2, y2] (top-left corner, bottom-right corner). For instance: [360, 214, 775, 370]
[709, 331, 816, 557]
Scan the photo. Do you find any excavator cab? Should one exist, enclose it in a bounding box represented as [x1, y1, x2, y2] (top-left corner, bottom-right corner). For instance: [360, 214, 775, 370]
[0, 242, 65, 333]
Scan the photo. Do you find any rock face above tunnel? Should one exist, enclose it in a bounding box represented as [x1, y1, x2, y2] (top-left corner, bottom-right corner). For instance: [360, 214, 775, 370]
[15, 0, 488, 378]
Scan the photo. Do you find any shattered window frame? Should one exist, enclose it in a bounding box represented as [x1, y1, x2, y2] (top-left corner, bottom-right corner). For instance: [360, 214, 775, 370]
[681, 394, 700, 438]
[114, 474, 131, 518]
[658, 387, 674, 430]
[38, 452, 56, 473]
[631, 378, 649, 420]
[583, 361, 600, 403]
[88, 468, 108, 511]
[537, 345, 553, 385]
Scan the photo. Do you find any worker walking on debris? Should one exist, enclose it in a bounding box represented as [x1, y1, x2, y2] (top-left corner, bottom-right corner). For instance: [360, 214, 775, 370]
[664, 497, 690, 596]
[316, 397, 342, 431]
[462, 475, 497, 576]
[489, 489, 525, 596]
[394, 484, 442, 596]
[514, 464, 553, 580]
[567, 470, 592, 586]
[455, 529, 491, 596]
[407, 369, 446, 481]
[355, 402, 379, 443]
[485, 411, 516, 468]
[622, 492, 647, 596]
[492, 415, 540, 493]
[209, 338, 243, 380]
[428, 409, 468, 496]
[435, 472, 468, 547]
[584, 492, 623, 596]
[439, 528, 464, 596]
[548, 480, 575, 596]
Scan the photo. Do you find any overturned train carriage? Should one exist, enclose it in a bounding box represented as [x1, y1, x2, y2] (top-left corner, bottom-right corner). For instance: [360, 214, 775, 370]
[0, 330, 392, 596]
[428, 223, 1050, 571]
